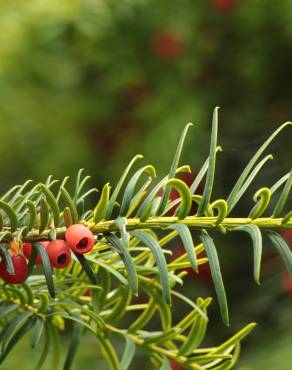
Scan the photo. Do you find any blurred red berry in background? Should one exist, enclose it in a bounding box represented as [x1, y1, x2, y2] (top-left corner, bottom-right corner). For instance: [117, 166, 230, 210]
[171, 361, 185, 370]
[211, 0, 237, 12]
[84, 290, 92, 297]
[197, 254, 212, 284]
[280, 229, 292, 297]
[282, 270, 292, 297]
[281, 229, 292, 247]
[152, 30, 184, 61]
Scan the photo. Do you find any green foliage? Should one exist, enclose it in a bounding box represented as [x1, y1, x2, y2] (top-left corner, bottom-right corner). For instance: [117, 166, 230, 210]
[0, 114, 291, 369]
[1, 0, 291, 193]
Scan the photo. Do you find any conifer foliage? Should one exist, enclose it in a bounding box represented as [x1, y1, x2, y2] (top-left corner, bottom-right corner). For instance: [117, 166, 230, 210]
[0, 110, 291, 369]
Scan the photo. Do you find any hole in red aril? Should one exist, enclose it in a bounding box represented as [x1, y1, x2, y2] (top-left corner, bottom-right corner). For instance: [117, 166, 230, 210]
[77, 237, 88, 249]
[57, 253, 67, 264]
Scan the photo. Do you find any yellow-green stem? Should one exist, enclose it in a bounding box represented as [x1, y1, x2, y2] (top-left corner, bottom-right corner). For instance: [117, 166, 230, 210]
[18, 216, 291, 242]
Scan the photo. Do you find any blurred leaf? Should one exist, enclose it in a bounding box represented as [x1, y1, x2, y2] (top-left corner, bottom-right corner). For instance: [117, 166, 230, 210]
[105, 286, 131, 324]
[0, 311, 33, 350]
[143, 328, 178, 345]
[129, 298, 156, 332]
[96, 334, 119, 370]
[63, 314, 83, 370]
[93, 183, 111, 223]
[39, 198, 50, 234]
[0, 304, 19, 319]
[63, 207, 73, 228]
[0, 200, 18, 231]
[31, 319, 44, 349]
[209, 323, 256, 355]
[25, 200, 37, 231]
[35, 323, 50, 370]
[0, 316, 35, 363]
[119, 337, 135, 370]
[179, 298, 210, 355]
[60, 187, 78, 224]
[93, 259, 129, 287]
[39, 184, 60, 227]
[159, 358, 172, 370]
[95, 266, 111, 313]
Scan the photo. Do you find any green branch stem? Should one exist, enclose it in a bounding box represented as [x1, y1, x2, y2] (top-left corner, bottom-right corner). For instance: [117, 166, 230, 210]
[16, 216, 292, 243]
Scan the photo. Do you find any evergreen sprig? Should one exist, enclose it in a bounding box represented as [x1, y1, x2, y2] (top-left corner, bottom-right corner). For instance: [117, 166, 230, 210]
[0, 110, 291, 369]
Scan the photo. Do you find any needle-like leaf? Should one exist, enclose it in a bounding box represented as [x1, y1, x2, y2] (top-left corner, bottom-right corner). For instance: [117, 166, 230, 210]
[120, 165, 156, 216]
[33, 243, 55, 298]
[131, 230, 171, 304]
[105, 233, 138, 295]
[198, 107, 219, 215]
[227, 121, 291, 210]
[157, 123, 193, 215]
[200, 230, 229, 326]
[167, 224, 197, 272]
[268, 231, 292, 278]
[234, 225, 262, 284]
[118, 337, 136, 370]
[63, 314, 83, 370]
[106, 155, 143, 219]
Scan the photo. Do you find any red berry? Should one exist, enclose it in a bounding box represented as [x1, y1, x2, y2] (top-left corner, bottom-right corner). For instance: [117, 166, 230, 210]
[0, 255, 28, 284]
[23, 241, 49, 265]
[152, 30, 184, 61]
[65, 224, 95, 254]
[46, 240, 71, 269]
[211, 0, 237, 12]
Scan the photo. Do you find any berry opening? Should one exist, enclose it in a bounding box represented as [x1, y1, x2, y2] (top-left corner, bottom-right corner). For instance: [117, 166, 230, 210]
[77, 237, 88, 249]
[57, 253, 68, 264]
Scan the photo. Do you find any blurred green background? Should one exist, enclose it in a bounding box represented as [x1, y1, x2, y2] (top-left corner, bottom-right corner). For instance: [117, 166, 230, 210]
[0, 0, 291, 369]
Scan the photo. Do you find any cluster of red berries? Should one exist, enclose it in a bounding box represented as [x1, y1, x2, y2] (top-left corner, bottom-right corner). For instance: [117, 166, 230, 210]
[0, 224, 95, 285]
